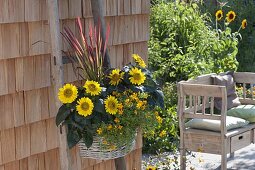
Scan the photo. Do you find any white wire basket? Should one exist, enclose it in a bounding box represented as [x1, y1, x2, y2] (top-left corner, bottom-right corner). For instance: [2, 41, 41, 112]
[78, 135, 136, 160]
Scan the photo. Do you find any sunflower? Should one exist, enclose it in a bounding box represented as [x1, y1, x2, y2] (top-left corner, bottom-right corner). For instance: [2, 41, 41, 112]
[226, 11, 236, 23]
[104, 96, 119, 115]
[129, 67, 146, 85]
[84, 80, 102, 96]
[215, 10, 223, 21]
[242, 19, 247, 29]
[76, 97, 94, 117]
[146, 166, 157, 170]
[58, 84, 78, 104]
[108, 69, 124, 86]
[132, 54, 146, 68]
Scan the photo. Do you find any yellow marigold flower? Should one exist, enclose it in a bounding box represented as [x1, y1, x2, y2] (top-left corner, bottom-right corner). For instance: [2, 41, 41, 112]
[104, 95, 119, 115]
[118, 103, 124, 114]
[146, 165, 157, 170]
[76, 97, 94, 117]
[156, 116, 163, 124]
[130, 93, 138, 101]
[242, 19, 247, 29]
[114, 118, 120, 123]
[132, 54, 146, 68]
[108, 69, 124, 86]
[129, 67, 146, 85]
[226, 11, 236, 23]
[136, 100, 144, 109]
[118, 125, 123, 130]
[110, 145, 116, 150]
[159, 130, 167, 137]
[107, 124, 113, 130]
[125, 98, 130, 103]
[58, 84, 78, 104]
[154, 111, 159, 116]
[215, 10, 223, 21]
[84, 80, 102, 96]
[97, 128, 102, 135]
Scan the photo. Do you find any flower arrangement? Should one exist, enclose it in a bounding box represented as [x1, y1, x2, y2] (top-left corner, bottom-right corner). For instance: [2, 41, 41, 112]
[56, 18, 164, 151]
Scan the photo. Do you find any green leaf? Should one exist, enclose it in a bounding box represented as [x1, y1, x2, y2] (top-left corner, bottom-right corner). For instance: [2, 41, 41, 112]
[67, 130, 81, 148]
[56, 105, 71, 126]
[82, 131, 93, 148]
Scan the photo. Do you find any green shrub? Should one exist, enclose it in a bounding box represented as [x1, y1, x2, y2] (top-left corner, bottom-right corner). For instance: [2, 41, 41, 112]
[144, 1, 240, 154]
[149, 1, 238, 83]
[143, 83, 179, 154]
[200, 0, 255, 72]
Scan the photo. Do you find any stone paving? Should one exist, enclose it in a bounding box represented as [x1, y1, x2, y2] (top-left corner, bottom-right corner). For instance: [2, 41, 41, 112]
[142, 144, 255, 170]
[187, 144, 255, 170]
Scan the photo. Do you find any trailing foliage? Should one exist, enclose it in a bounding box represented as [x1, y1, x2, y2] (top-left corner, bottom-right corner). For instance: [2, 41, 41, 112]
[200, 0, 255, 72]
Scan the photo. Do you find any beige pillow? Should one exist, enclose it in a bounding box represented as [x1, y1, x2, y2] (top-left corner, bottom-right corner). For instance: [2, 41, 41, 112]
[185, 116, 249, 132]
[212, 72, 241, 111]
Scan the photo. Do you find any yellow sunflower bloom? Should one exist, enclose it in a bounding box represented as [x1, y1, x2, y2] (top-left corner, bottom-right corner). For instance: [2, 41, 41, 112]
[104, 96, 119, 115]
[215, 10, 223, 21]
[226, 11, 236, 23]
[132, 54, 146, 68]
[146, 165, 157, 170]
[84, 80, 102, 96]
[242, 19, 247, 29]
[58, 84, 78, 104]
[76, 97, 94, 117]
[129, 67, 146, 85]
[108, 69, 124, 86]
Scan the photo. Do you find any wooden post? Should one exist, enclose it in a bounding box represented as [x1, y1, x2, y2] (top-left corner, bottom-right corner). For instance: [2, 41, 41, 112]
[90, 0, 111, 70]
[47, 0, 72, 169]
[90, 0, 126, 169]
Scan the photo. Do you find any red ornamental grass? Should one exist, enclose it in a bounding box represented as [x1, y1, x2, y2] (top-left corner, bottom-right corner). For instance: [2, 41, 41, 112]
[62, 17, 110, 82]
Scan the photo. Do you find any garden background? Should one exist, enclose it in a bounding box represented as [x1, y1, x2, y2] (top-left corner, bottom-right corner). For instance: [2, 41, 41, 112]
[143, 0, 255, 167]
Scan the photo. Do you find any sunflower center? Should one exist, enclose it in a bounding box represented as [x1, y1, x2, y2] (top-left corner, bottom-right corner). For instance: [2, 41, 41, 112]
[81, 102, 89, 111]
[64, 89, 73, 98]
[88, 84, 96, 91]
[133, 73, 141, 80]
[229, 14, 234, 19]
[109, 102, 116, 109]
[112, 74, 120, 82]
[217, 13, 222, 18]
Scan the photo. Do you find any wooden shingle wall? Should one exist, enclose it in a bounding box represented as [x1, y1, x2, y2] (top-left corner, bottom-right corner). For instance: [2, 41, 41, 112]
[0, 0, 150, 169]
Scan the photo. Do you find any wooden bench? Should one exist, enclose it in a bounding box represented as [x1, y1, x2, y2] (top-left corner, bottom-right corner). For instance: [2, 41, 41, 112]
[177, 72, 255, 170]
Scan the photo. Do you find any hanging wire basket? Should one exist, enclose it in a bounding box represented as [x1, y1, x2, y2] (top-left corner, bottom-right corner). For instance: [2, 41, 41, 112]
[78, 135, 136, 160]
